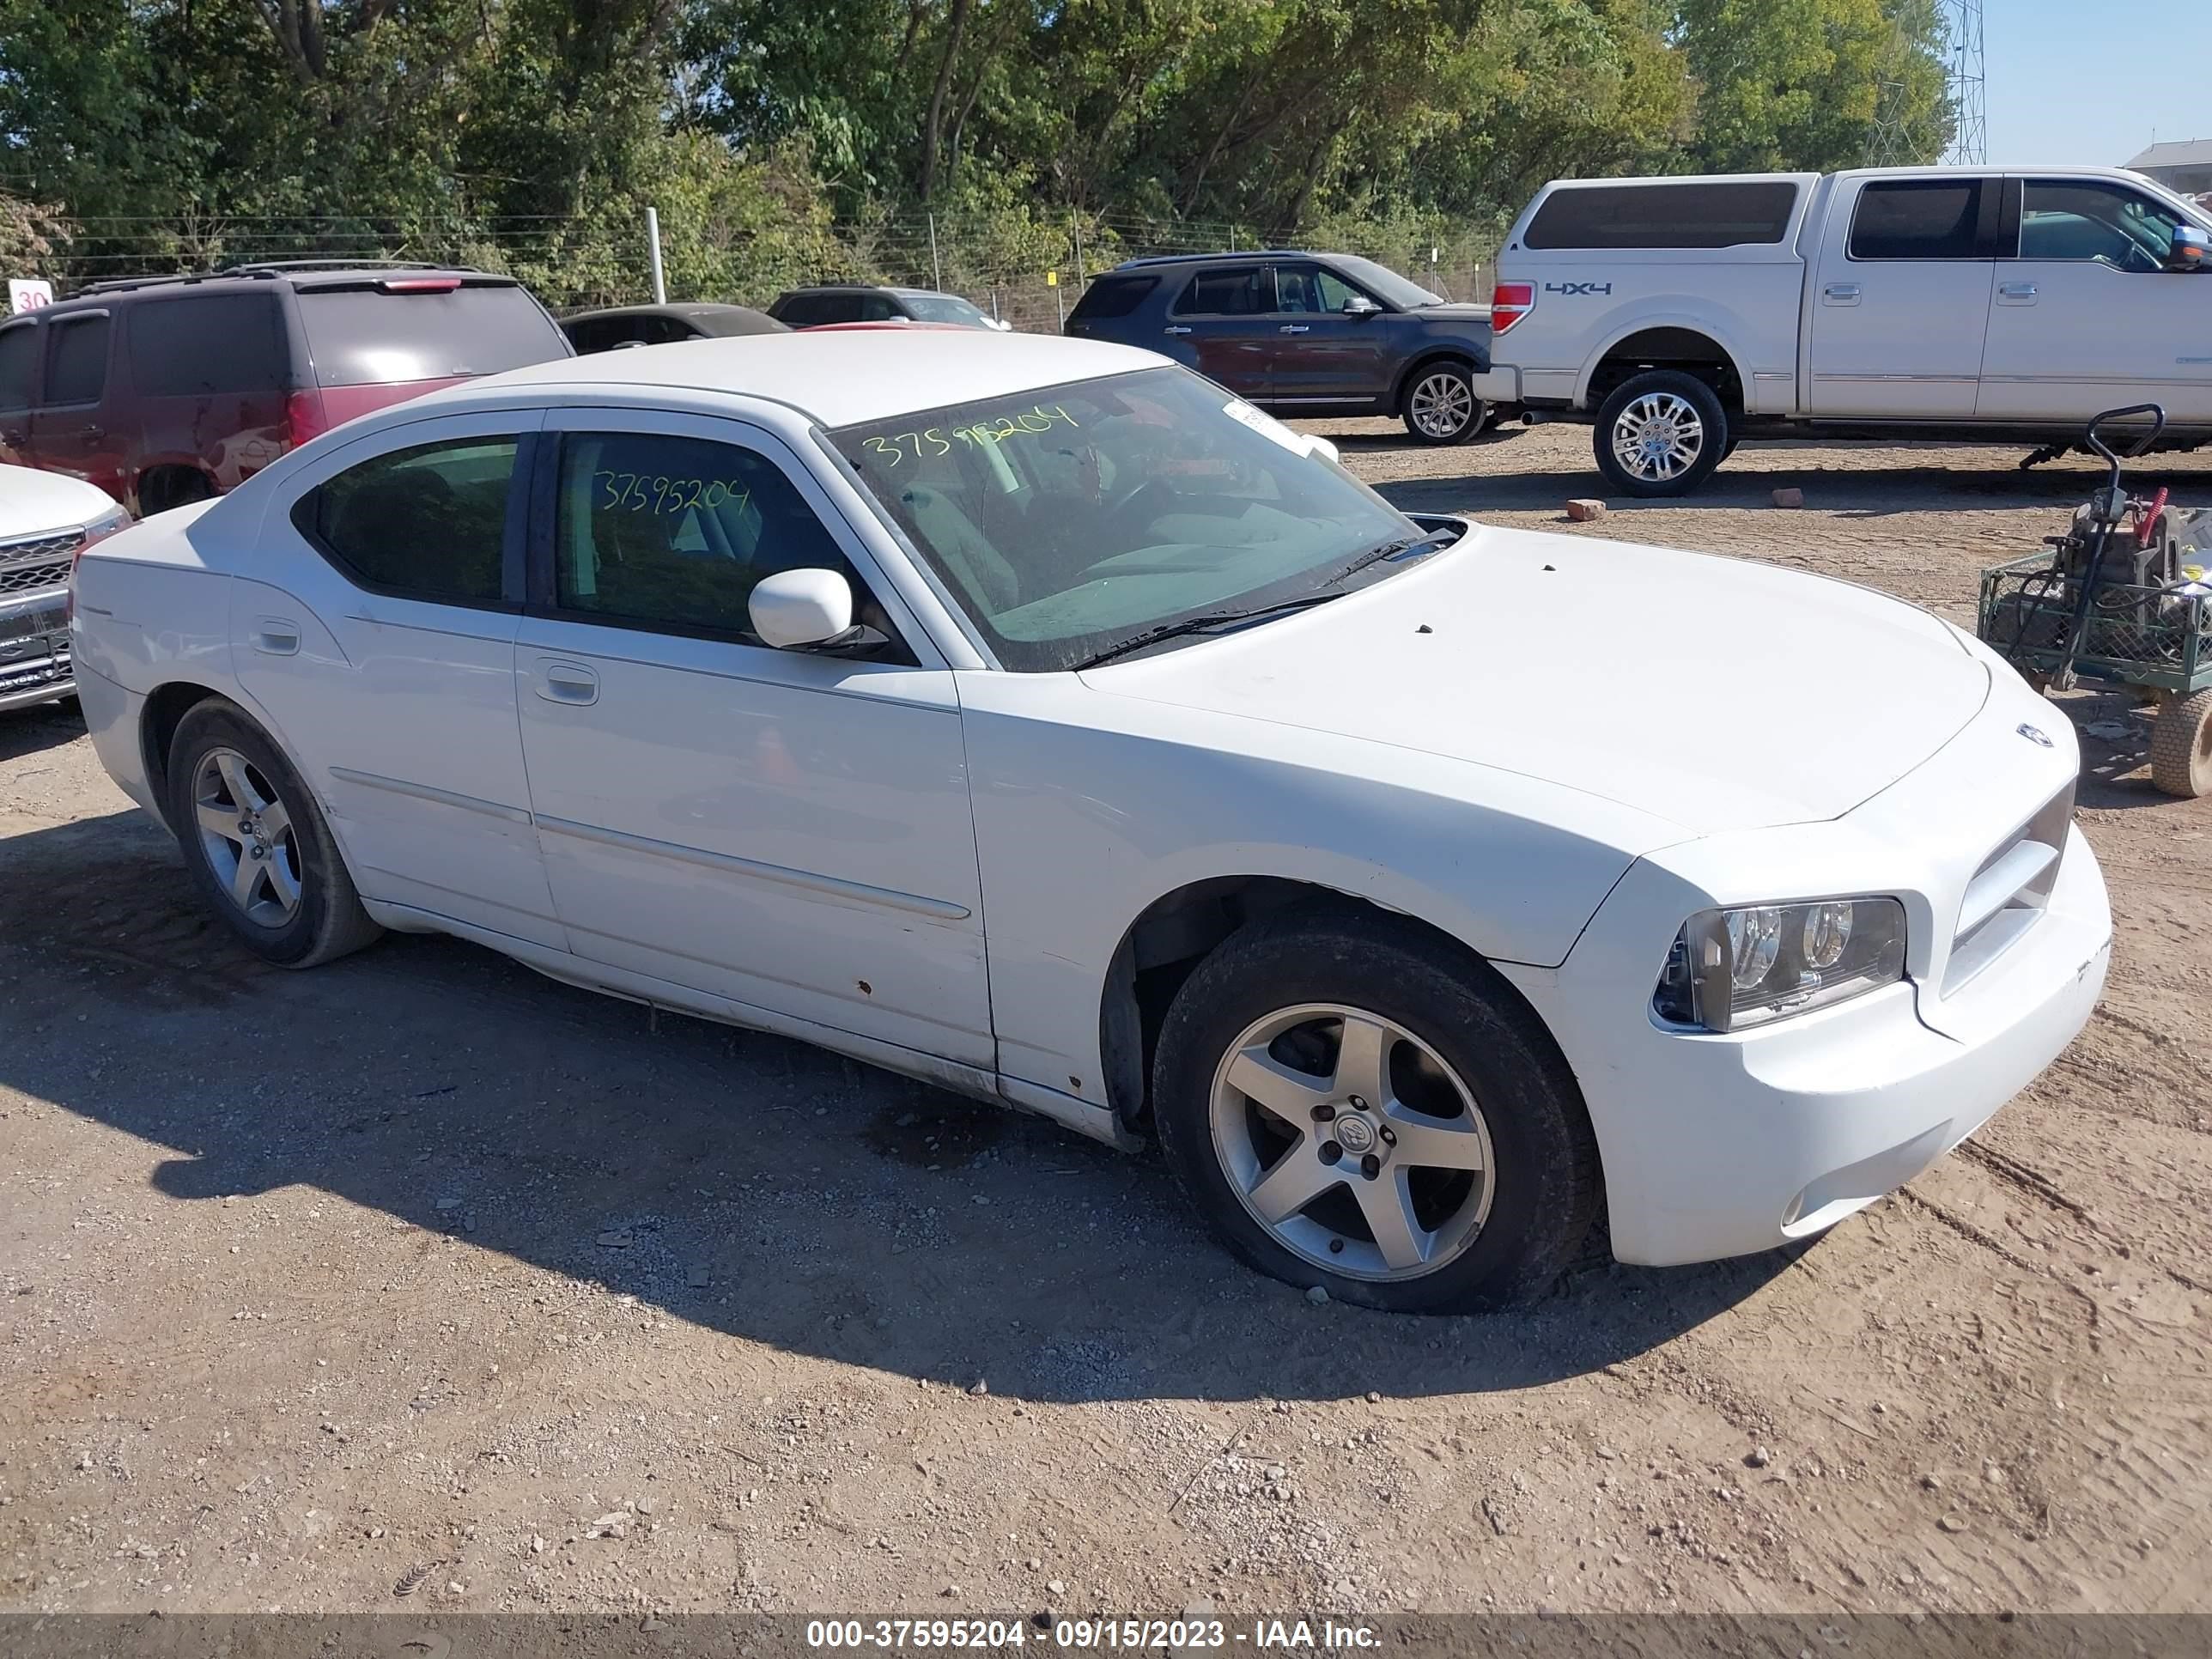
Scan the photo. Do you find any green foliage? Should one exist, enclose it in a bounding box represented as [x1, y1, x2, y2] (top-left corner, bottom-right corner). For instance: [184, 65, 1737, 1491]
[0, 0, 1953, 304]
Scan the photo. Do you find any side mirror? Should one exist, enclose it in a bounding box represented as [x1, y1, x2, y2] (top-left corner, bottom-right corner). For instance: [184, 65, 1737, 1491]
[1342, 295, 1382, 317]
[2167, 225, 2209, 272]
[748, 568, 854, 649]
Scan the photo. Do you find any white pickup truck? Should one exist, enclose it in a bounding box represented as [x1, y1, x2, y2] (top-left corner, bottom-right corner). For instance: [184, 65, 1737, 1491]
[1480, 166, 2212, 495]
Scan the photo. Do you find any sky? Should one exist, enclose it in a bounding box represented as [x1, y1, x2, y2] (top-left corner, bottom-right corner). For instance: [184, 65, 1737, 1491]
[1984, 0, 2212, 167]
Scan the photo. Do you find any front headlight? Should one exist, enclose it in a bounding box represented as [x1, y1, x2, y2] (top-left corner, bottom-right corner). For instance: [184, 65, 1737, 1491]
[1652, 896, 1907, 1032]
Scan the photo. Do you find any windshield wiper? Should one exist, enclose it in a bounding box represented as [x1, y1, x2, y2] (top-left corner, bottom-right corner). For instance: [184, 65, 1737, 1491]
[1072, 593, 1344, 670]
[1325, 526, 1457, 586]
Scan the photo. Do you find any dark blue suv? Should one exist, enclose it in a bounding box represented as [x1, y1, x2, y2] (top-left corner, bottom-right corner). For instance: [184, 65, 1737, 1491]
[1065, 251, 1498, 444]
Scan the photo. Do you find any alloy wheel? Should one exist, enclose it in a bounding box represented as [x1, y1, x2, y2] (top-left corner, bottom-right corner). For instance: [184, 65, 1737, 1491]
[192, 746, 303, 927]
[1609, 391, 1706, 483]
[1207, 1002, 1496, 1281]
[1408, 372, 1476, 439]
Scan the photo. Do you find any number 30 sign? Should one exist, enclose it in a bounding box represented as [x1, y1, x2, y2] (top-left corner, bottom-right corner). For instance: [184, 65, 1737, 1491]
[8, 279, 54, 313]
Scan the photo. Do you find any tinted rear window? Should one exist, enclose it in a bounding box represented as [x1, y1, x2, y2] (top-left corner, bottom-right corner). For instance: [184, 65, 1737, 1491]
[1523, 182, 1800, 250]
[296, 283, 567, 388]
[1849, 179, 1986, 259]
[1174, 266, 1271, 315]
[775, 294, 863, 326]
[0, 325, 36, 408]
[45, 316, 110, 404]
[130, 292, 289, 395]
[1069, 275, 1158, 322]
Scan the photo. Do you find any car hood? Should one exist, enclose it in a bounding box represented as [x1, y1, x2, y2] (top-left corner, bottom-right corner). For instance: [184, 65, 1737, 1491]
[0, 463, 118, 538]
[1415, 302, 1492, 323]
[1079, 523, 1990, 835]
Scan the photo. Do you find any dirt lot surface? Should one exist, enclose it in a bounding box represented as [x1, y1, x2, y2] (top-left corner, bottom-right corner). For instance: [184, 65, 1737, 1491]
[3, 425, 2210, 1621]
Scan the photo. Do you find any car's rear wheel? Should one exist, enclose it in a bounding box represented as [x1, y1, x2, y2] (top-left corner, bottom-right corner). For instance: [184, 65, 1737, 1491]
[1152, 908, 1600, 1312]
[167, 698, 381, 968]
[1592, 369, 1729, 496]
[1401, 363, 1486, 445]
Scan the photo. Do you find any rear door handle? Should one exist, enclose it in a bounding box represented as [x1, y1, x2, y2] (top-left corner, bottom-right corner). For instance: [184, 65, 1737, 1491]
[1278, 324, 1311, 334]
[1822, 283, 1862, 305]
[537, 661, 599, 704]
[77, 424, 105, 441]
[1997, 281, 2039, 304]
[1163, 325, 1193, 337]
[250, 618, 300, 656]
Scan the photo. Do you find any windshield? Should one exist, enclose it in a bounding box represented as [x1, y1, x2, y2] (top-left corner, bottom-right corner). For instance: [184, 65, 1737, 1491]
[1334, 256, 1445, 309]
[833, 366, 1419, 672]
[901, 294, 994, 327]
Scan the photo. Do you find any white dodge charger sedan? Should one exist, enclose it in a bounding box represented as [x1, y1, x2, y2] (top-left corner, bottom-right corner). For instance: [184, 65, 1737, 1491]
[68, 331, 2111, 1312]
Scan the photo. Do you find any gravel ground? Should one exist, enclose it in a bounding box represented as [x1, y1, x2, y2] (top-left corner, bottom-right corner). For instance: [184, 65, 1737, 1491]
[2, 423, 2209, 1620]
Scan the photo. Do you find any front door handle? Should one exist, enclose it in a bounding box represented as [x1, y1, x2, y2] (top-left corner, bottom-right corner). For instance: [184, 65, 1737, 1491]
[1822, 283, 1862, 305]
[1163, 325, 1193, 337]
[1278, 324, 1311, 334]
[1996, 281, 2039, 304]
[250, 618, 300, 656]
[537, 662, 599, 704]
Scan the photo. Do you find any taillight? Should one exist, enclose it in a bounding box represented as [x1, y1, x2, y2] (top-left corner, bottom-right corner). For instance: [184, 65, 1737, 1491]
[1490, 281, 1534, 335]
[285, 390, 329, 449]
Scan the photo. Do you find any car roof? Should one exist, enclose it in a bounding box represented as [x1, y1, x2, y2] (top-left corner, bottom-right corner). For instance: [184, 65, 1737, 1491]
[434, 329, 1163, 428]
[1110, 250, 1336, 271]
[779, 284, 966, 300]
[55, 263, 517, 306]
[562, 301, 787, 334]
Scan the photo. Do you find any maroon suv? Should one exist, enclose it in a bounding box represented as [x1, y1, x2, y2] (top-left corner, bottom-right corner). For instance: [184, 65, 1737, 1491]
[0, 263, 572, 514]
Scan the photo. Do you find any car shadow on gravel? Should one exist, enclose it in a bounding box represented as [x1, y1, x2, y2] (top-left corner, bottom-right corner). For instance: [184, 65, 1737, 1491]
[0, 699, 85, 763]
[1364, 446, 2197, 522]
[0, 809, 1796, 1406]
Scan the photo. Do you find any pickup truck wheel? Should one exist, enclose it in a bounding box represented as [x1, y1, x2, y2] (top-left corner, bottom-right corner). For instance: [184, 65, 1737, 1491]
[1593, 370, 1729, 496]
[167, 698, 382, 968]
[1401, 363, 1485, 445]
[1152, 909, 1600, 1313]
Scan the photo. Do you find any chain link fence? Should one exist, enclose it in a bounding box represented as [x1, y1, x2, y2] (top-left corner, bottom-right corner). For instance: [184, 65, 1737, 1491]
[14, 208, 1500, 329]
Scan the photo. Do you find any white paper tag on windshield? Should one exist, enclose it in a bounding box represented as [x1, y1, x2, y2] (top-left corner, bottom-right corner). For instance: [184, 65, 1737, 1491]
[1222, 398, 1312, 457]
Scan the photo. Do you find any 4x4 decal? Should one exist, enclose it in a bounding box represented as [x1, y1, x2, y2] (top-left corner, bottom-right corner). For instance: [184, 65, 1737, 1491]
[1544, 281, 1613, 297]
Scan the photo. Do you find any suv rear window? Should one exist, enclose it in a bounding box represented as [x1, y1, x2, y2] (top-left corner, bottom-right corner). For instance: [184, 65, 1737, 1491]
[295, 283, 566, 388]
[1069, 275, 1158, 322]
[1848, 179, 1987, 260]
[1173, 266, 1271, 315]
[131, 292, 289, 395]
[1524, 182, 1800, 250]
[45, 316, 110, 404]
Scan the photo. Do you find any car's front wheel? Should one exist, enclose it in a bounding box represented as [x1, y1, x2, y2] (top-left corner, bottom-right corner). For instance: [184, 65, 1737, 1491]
[1401, 362, 1486, 446]
[167, 697, 382, 968]
[1152, 908, 1600, 1313]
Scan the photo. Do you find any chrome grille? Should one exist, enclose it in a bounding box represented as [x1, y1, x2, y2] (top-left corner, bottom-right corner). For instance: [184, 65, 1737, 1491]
[0, 529, 87, 565]
[1942, 781, 2075, 994]
[0, 560, 70, 596]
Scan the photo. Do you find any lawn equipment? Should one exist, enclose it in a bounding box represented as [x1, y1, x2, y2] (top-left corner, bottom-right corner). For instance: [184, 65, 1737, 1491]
[1978, 403, 2212, 797]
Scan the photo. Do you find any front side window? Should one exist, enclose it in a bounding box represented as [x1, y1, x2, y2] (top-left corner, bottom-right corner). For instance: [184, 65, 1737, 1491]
[1850, 179, 1988, 260]
[2019, 179, 2185, 272]
[1274, 264, 1369, 314]
[292, 435, 518, 605]
[833, 366, 1418, 672]
[552, 431, 859, 641]
[1173, 267, 1271, 316]
[44, 317, 110, 405]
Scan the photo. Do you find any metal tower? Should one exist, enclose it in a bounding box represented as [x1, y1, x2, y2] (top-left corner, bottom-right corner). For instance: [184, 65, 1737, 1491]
[1942, 0, 1987, 165]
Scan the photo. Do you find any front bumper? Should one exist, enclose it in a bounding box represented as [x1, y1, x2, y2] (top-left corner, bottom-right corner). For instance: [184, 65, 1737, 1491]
[0, 592, 73, 712]
[1504, 678, 2112, 1267]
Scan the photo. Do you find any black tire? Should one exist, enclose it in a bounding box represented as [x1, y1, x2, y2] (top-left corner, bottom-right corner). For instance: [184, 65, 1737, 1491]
[1400, 361, 1486, 446]
[1152, 906, 1601, 1314]
[166, 697, 382, 968]
[1591, 368, 1730, 497]
[2151, 688, 2212, 798]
